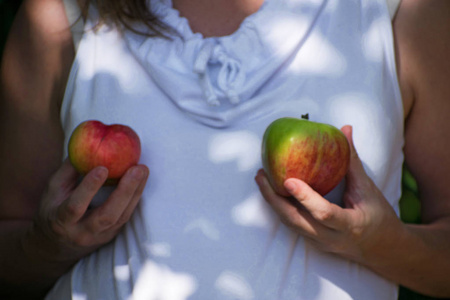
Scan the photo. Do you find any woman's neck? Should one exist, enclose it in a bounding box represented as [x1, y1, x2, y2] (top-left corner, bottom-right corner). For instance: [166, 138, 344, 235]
[172, 0, 264, 37]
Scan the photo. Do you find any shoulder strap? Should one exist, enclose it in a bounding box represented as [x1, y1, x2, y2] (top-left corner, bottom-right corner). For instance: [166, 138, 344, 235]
[386, 0, 402, 20]
[62, 0, 85, 51]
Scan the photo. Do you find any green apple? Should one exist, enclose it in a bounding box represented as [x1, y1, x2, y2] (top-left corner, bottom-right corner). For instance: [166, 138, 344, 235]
[261, 116, 350, 197]
[399, 189, 421, 224]
[68, 120, 141, 185]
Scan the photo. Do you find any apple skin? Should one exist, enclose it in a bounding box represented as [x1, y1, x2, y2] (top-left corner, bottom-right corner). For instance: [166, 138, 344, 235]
[261, 117, 350, 197]
[68, 120, 141, 184]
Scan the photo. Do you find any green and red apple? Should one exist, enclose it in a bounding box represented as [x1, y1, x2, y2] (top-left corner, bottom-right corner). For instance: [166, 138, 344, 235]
[261, 116, 350, 197]
[68, 120, 141, 184]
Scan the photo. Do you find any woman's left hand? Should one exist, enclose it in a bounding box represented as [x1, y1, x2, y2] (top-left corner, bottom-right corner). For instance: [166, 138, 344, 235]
[255, 125, 405, 263]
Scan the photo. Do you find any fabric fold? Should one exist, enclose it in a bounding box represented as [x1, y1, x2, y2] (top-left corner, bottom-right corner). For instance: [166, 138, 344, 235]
[123, 0, 327, 127]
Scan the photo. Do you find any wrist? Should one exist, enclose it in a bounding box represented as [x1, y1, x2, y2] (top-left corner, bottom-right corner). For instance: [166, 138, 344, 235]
[20, 221, 78, 275]
[354, 216, 411, 270]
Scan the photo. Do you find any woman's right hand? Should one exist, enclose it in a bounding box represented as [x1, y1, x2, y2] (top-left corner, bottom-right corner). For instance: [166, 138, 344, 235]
[22, 159, 149, 266]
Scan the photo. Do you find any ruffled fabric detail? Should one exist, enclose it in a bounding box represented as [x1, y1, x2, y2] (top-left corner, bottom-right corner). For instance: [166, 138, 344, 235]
[123, 0, 327, 127]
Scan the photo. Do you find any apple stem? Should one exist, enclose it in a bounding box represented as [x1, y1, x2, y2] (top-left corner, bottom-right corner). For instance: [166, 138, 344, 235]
[301, 113, 309, 120]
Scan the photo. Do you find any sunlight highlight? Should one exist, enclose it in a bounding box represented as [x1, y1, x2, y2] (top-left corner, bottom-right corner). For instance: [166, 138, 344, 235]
[208, 131, 261, 171]
[130, 261, 197, 300]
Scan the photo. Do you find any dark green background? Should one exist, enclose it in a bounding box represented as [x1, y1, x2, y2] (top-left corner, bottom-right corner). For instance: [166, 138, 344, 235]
[0, 1, 439, 299]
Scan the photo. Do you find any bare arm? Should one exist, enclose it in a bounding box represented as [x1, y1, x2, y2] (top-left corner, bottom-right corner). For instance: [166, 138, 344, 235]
[0, 0, 149, 298]
[0, 0, 71, 220]
[0, 0, 74, 296]
[255, 0, 450, 298]
[377, 0, 450, 296]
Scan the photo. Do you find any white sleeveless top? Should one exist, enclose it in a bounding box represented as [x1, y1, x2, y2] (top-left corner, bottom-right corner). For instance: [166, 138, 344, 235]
[47, 0, 404, 299]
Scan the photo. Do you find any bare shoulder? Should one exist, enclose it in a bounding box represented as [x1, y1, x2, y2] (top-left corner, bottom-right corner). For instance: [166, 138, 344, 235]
[393, 0, 450, 222]
[393, 0, 450, 118]
[0, 0, 74, 219]
[1, 0, 75, 108]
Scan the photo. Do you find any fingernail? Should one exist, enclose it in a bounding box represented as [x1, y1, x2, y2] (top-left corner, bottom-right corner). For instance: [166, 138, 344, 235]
[94, 167, 108, 179]
[131, 167, 144, 180]
[284, 180, 296, 193]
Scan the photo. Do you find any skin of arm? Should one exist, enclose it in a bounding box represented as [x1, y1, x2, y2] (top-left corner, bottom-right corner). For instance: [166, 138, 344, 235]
[0, 0, 149, 298]
[256, 0, 450, 298]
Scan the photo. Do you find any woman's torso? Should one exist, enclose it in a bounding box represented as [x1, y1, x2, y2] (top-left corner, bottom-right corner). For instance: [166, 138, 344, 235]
[47, 0, 404, 299]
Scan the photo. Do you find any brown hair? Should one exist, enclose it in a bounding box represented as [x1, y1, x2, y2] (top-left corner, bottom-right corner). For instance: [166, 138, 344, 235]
[80, 0, 171, 37]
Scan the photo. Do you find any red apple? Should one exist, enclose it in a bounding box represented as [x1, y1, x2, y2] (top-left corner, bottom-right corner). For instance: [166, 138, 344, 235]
[68, 120, 141, 184]
[261, 115, 350, 197]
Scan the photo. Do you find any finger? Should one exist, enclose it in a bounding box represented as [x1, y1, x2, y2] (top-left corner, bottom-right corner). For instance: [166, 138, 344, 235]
[340, 125, 367, 182]
[115, 166, 149, 229]
[85, 165, 149, 232]
[255, 170, 330, 237]
[57, 166, 109, 224]
[47, 159, 80, 198]
[340, 125, 376, 206]
[340, 125, 355, 156]
[284, 178, 348, 230]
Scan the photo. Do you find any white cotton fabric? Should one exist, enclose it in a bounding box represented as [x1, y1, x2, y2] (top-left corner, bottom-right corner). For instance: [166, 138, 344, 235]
[47, 0, 404, 299]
